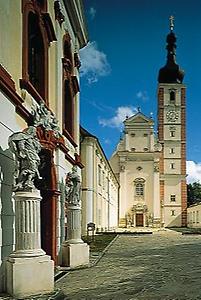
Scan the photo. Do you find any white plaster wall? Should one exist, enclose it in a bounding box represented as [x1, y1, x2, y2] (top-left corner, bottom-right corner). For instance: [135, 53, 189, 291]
[109, 181, 118, 229]
[128, 132, 150, 151]
[164, 159, 181, 174]
[0, 1, 22, 92]
[164, 125, 181, 140]
[163, 206, 181, 227]
[164, 142, 181, 158]
[0, 93, 26, 291]
[164, 180, 181, 204]
[81, 137, 119, 234]
[163, 179, 181, 227]
[187, 204, 201, 228]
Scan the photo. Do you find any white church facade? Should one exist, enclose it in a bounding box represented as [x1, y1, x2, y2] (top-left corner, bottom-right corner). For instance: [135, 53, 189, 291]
[110, 20, 187, 228]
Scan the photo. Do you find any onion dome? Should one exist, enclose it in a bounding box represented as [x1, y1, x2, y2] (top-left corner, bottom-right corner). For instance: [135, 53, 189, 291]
[158, 16, 184, 84]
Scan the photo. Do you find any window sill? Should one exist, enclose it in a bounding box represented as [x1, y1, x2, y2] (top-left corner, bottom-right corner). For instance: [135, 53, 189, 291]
[20, 79, 48, 105]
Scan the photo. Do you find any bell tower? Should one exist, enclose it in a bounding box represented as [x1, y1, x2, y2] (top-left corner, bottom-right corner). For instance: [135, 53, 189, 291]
[157, 16, 187, 227]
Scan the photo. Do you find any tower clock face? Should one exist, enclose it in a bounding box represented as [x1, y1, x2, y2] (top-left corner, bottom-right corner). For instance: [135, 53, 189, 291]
[166, 110, 179, 122]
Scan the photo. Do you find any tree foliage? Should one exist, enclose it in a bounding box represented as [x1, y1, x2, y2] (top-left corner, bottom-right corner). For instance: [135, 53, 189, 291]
[187, 182, 201, 207]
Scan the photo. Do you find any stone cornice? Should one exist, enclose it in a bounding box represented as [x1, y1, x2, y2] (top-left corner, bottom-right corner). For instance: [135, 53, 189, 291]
[63, 0, 88, 48]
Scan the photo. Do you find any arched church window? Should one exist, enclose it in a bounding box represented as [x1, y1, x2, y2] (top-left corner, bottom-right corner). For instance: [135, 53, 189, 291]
[170, 90, 176, 102]
[62, 33, 75, 139]
[21, 0, 55, 104]
[28, 12, 45, 98]
[136, 183, 144, 196]
[134, 178, 145, 197]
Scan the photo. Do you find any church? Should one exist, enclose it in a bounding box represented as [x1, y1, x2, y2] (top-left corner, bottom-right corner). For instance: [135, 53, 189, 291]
[110, 18, 187, 228]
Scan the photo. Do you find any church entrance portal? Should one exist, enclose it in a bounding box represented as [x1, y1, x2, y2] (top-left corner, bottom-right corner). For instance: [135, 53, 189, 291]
[136, 213, 144, 227]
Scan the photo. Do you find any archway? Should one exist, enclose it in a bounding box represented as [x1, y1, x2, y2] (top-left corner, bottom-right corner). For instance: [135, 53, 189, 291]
[36, 126, 61, 263]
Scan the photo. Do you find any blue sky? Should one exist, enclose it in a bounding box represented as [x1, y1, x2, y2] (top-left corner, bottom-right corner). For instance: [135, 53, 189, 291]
[80, 0, 201, 182]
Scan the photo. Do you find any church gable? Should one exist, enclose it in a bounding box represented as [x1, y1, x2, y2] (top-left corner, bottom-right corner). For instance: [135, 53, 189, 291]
[124, 113, 153, 126]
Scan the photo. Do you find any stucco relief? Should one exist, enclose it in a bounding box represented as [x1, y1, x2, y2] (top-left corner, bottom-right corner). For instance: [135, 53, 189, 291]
[131, 203, 147, 212]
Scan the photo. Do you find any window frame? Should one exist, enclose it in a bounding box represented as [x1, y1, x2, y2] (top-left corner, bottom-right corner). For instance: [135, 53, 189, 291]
[171, 210, 175, 216]
[134, 178, 145, 198]
[21, 0, 49, 104]
[170, 194, 176, 202]
[170, 90, 176, 103]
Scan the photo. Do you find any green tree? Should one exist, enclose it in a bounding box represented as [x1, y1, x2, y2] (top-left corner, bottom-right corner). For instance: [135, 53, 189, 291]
[187, 182, 201, 207]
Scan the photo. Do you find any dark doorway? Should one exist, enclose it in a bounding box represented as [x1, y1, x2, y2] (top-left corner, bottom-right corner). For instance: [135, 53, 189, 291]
[136, 213, 144, 227]
[38, 148, 57, 263]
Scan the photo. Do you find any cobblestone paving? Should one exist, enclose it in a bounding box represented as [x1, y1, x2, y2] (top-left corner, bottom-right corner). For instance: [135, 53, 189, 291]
[56, 232, 201, 300]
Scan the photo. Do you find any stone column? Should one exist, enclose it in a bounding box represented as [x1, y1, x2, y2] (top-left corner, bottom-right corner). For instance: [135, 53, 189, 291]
[11, 191, 44, 257]
[6, 190, 54, 298]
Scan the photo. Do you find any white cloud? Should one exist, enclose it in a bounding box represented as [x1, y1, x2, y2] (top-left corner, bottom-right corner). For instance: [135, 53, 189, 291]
[187, 161, 201, 183]
[136, 90, 149, 101]
[80, 42, 111, 84]
[99, 106, 137, 129]
[104, 138, 111, 144]
[89, 7, 96, 19]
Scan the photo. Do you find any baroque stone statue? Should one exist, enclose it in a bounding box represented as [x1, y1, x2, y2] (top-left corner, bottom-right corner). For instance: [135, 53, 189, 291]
[65, 166, 81, 206]
[31, 102, 62, 138]
[8, 126, 41, 191]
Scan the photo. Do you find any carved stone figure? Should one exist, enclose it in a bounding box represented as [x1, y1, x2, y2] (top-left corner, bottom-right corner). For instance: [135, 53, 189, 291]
[65, 166, 81, 206]
[31, 102, 62, 138]
[154, 139, 162, 152]
[8, 126, 41, 191]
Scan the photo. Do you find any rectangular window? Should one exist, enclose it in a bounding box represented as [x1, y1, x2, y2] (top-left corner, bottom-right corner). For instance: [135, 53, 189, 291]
[170, 194, 176, 202]
[131, 133, 135, 137]
[170, 131, 175, 137]
[170, 148, 175, 154]
[107, 178, 110, 194]
[191, 212, 193, 224]
[170, 163, 175, 169]
[193, 211, 195, 223]
[171, 210, 175, 216]
[64, 79, 74, 136]
[196, 211, 199, 223]
[102, 171, 105, 189]
[98, 165, 101, 186]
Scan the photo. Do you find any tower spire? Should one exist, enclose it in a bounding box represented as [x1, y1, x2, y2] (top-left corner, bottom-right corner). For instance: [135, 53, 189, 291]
[169, 15, 174, 31]
[158, 16, 184, 84]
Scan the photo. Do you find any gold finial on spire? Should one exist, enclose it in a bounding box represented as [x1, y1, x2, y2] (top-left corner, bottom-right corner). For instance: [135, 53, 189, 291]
[169, 15, 174, 31]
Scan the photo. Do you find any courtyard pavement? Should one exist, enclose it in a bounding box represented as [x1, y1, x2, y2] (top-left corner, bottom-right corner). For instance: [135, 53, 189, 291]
[56, 231, 201, 300]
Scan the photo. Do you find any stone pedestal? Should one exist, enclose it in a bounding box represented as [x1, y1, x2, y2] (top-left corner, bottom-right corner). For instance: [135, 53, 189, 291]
[62, 205, 89, 267]
[6, 191, 54, 298]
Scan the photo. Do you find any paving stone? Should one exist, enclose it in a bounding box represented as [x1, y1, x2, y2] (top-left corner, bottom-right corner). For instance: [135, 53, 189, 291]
[56, 233, 201, 299]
